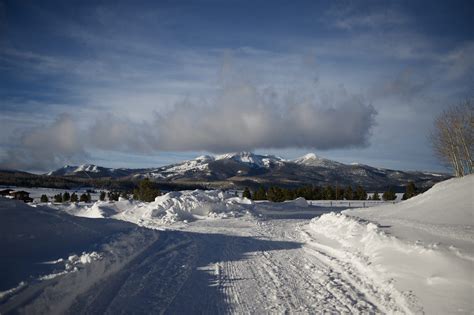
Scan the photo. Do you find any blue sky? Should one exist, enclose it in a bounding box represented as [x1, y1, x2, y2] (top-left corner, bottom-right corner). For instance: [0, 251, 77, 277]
[0, 0, 473, 172]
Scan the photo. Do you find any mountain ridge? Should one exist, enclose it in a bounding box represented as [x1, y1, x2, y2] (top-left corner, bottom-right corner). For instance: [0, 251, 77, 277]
[41, 152, 450, 190]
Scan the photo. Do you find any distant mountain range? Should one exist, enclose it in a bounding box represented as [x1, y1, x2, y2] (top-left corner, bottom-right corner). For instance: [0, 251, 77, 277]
[41, 152, 450, 191]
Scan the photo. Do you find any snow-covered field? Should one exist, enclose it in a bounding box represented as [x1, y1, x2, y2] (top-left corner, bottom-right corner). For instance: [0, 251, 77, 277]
[1, 176, 472, 314]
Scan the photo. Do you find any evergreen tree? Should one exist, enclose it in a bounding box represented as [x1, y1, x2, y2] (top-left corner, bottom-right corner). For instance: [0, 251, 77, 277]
[40, 194, 49, 203]
[79, 193, 89, 202]
[70, 193, 78, 202]
[323, 185, 335, 200]
[63, 192, 70, 202]
[267, 186, 285, 202]
[99, 191, 106, 201]
[283, 188, 295, 201]
[54, 193, 63, 203]
[355, 186, 367, 200]
[121, 191, 129, 199]
[372, 192, 381, 201]
[382, 187, 397, 201]
[133, 178, 161, 202]
[311, 186, 322, 200]
[344, 186, 354, 200]
[253, 186, 267, 200]
[402, 182, 418, 200]
[242, 187, 252, 199]
[335, 186, 344, 200]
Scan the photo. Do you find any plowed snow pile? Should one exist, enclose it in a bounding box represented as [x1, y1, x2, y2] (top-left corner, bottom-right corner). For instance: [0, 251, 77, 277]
[307, 175, 474, 314]
[55, 190, 253, 227]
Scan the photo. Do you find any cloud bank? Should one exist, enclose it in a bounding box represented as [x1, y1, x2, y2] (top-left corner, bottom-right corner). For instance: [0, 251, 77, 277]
[0, 114, 86, 171]
[153, 84, 376, 152]
[0, 83, 376, 171]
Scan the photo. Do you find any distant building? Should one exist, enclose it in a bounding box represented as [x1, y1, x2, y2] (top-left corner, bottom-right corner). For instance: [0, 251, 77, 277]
[9, 190, 33, 203]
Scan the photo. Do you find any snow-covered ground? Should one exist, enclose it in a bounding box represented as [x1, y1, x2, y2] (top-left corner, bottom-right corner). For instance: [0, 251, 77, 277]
[0, 198, 159, 314]
[1, 176, 472, 314]
[307, 175, 474, 314]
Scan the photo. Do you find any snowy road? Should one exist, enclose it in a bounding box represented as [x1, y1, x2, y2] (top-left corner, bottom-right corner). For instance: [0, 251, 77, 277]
[60, 215, 407, 314]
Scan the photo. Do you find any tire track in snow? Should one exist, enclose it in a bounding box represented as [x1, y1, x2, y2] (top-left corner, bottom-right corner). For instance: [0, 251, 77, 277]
[60, 216, 410, 314]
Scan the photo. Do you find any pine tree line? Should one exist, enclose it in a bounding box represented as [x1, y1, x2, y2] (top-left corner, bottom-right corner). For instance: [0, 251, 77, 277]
[49, 192, 90, 203]
[244, 185, 371, 202]
[242, 183, 417, 202]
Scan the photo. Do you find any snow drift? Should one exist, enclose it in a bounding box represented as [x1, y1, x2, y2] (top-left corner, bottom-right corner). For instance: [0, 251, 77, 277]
[307, 175, 474, 314]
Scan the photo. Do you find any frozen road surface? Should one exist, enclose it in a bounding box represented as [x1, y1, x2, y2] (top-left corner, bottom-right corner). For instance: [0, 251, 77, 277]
[66, 217, 407, 314]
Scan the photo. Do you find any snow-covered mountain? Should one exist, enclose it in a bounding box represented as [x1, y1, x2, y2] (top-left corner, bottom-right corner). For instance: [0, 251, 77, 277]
[46, 164, 99, 176]
[293, 153, 343, 168]
[215, 152, 285, 168]
[44, 152, 450, 190]
[46, 164, 139, 178]
[135, 152, 286, 181]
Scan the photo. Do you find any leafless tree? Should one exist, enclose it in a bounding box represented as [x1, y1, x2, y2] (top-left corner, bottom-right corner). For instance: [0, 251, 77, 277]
[430, 99, 473, 177]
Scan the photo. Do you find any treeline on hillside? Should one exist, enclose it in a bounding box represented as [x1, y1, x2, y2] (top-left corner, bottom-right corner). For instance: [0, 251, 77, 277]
[0, 171, 209, 191]
[242, 182, 419, 202]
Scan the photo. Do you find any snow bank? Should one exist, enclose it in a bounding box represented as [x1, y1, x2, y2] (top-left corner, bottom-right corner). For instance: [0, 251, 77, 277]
[18, 230, 159, 314]
[307, 175, 474, 314]
[287, 197, 308, 207]
[0, 198, 159, 313]
[347, 174, 474, 225]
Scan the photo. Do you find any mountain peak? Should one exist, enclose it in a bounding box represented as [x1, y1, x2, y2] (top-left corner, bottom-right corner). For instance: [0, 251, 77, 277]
[299, 153, 319, 160]
[75, 164, 100, 173]
[293, 153, 343, 168]
[215, 152, 284, 168]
